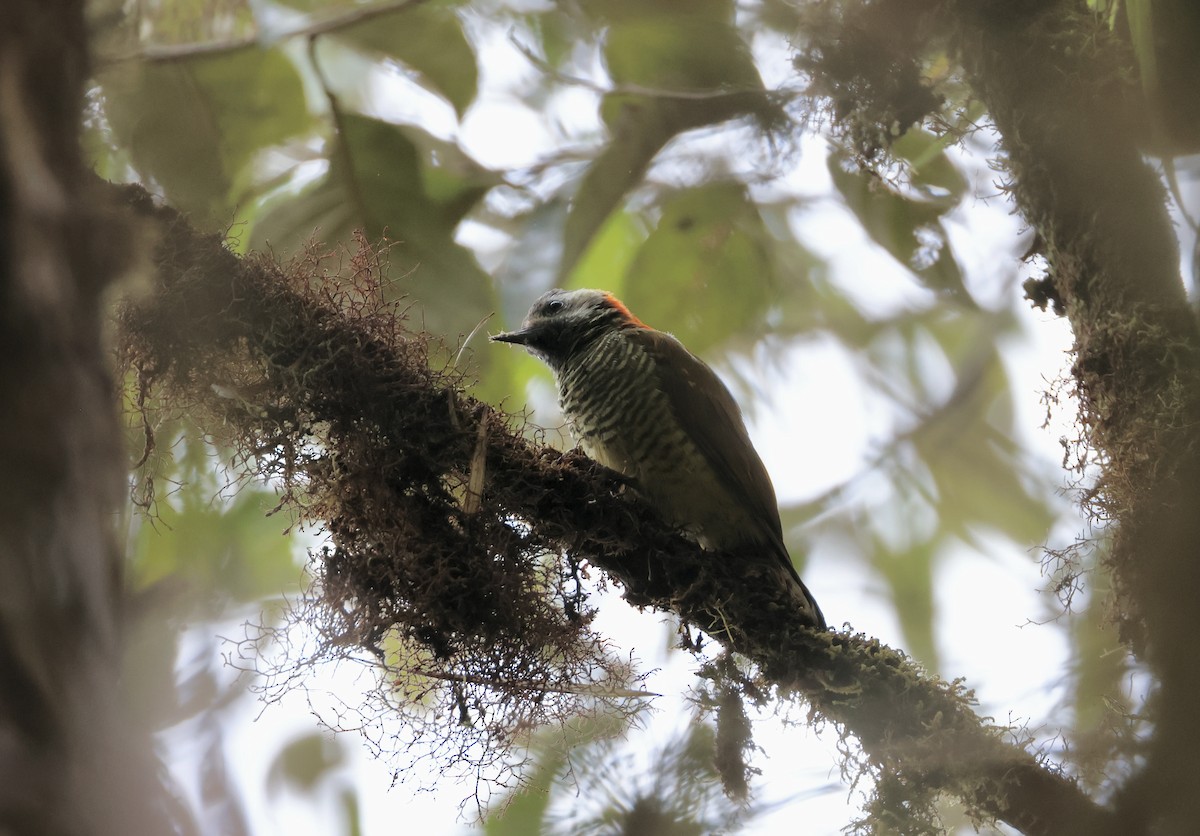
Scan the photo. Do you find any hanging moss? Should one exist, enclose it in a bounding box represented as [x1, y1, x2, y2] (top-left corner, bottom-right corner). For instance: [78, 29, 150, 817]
[114, 181, 1112, 831]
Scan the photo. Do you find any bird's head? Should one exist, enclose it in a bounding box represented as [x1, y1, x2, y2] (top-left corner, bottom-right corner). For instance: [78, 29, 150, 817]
[491, 288, 647, 365]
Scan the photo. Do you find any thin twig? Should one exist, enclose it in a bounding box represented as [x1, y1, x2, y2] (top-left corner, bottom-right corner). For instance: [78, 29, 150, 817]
[507, 27, 802, 103]
[97, 0, 431, 67]
[408, 667, 660, 699]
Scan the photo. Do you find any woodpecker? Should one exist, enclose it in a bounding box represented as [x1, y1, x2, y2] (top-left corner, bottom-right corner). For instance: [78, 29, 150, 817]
[492, 288, 825, 630]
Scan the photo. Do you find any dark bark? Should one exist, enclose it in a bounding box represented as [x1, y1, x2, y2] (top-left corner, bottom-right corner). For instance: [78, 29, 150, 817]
[953, 2, 1200, 832]
[0, 2, 164, 833]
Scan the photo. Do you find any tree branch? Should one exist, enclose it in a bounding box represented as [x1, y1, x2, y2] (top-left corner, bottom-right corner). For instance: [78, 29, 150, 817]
[113, 181, 1114, 835]
[97, 0, 431, 66]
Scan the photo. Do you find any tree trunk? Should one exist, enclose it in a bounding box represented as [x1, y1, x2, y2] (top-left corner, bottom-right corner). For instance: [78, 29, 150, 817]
[956, 1, 1200, 831]
[0, 1, 164, 833]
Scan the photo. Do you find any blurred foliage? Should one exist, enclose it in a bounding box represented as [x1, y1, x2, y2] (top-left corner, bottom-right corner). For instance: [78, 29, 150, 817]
[248, 112, 499, 340]
[130, 479, 298, 604]
[267, 733, 347, 794]
[98, 48, 311, 218]
[1088, 0, 1200, 153]
[84, 0, 1148, 831]
[492, 714, 758, 836]
[324, 0, 479, 117]
[473, 714, 625, 836]
[618, 182, 780, 354]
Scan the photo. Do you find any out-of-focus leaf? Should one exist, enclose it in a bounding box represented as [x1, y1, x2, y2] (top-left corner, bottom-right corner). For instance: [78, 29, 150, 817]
[564, 208, 646, 292]
[936, 437, 1055, 547]
[557, 108, 669, 282]
[861, 312, 1053, 551]
[1125, 0, 1159, 99]
[100, 62, 223, 216]
[390, 122, 498, 214]
[251, 114, 498, 340]
[579, 0, 734, 24]
[891, 129, 968, 205]
[266, 734, 347, 795]
[131, 489, 299, 604]
[479, 713, 627, 836]
[99, 48, 310, 218]
[187, 49, 311, 179]
[602, 16, 761, 94]
[246, 172, 353, 253]
[544, 720, 752, 834]
[829, 153, 968, 300]
[340, 115, 498, 339]
[621, 183, 775, 354]
[341, 789, 363, 836]
[909, 353, 1056, 548]
[519, 9, 588, 68]
[128, 0, 256, 43]
[335, 1, 478, 117]
[871, 533, 938, 669]
[480, 766, 553, 836]
[1068, 573, 1134, 788]
[559, 15, 773, 279]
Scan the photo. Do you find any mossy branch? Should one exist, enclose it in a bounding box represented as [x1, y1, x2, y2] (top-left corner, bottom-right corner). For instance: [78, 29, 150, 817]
[114, 181, 1112, 835]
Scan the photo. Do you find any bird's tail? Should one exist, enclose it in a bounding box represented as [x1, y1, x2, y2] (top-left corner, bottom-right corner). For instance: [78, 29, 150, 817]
[771, 537, 826, 631]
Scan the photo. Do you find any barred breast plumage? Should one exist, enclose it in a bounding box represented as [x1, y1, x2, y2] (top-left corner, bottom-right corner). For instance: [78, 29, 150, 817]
[556, 329, 749, 549]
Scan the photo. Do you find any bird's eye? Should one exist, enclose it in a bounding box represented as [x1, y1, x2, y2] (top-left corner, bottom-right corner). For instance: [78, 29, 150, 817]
[543, 299, 565, 314]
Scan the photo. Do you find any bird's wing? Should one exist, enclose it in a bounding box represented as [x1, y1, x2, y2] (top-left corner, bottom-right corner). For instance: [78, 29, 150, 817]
[629, 328, 826, 629]
[629, 327, 786, 542]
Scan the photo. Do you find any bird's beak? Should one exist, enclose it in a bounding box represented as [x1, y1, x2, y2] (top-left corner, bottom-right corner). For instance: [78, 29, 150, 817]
[490, 328, 533, 346]
[489, 328, 532, 343]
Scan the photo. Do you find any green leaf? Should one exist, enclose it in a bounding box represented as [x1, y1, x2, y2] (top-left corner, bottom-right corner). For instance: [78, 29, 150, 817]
[908, 352, 1056, 547]
[131, 489, 300, 605]
[518, 10, 588, 69]
[340, 115, 498, 338]
[1125, 0, 1159, 98]
[563, 208, 646, 292]
[480, 713, 628, 835]
[558, 119, 666, 281]
[829, 154, 968, 300]
[559, 15, 774, 279]
[891, 129, 969, 205]
[266, 734, 347, 795]
[251, 114, 499, 340]
[335, 2, 478, 117]
[871, 534, 939, 669]
[558, 115, 667, 281]
[246, 173, 354, 253]
[620, 183, 775, 354]
[602, 17, 760, 92]
[99, 48, 310, 218]
[189, 49, 311, 179]
[579, 0, 735, 24]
